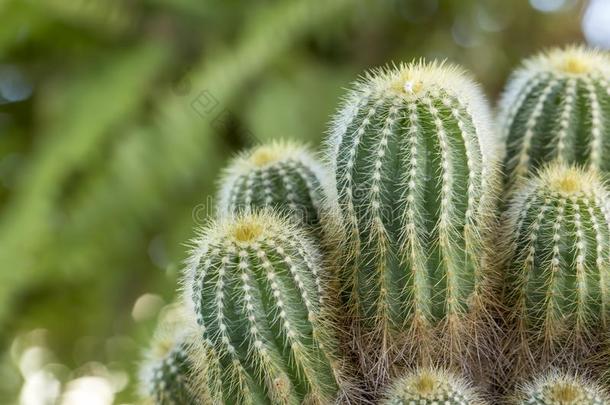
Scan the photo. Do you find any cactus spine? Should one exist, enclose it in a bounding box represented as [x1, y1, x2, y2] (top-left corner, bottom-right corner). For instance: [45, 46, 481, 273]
[498, 46, 610, 184]
[500, 164, 610, 370]
[380, 368, 487, 405]
[183, 211, 349, 404]
[515, 372, 608, 405]
[325, 60, 501, 380]
[217, 141, 330, 230]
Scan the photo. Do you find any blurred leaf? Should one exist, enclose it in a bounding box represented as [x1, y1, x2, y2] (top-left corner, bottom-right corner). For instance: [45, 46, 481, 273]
[0, 43, 169, 320]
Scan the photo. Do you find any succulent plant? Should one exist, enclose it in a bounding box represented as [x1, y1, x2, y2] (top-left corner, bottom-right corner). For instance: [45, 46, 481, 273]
[380, 368, 487, 405]
[217, 141, 331, 230]
[515, 372, 608, 405]
[500, 164, 610, 371]
[183, 210, 352, 404]
[139, 306, 217, 405]
[324, 60, 502, 383]
[498, 46, 610, 184]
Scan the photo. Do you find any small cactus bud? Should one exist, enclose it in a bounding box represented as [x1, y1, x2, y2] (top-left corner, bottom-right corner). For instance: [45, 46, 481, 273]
[324, 60, 502, 385]
[515, 372, 608, 405]
[380, 368, 487, 405]
[139, 306, 219, 404]
[500, 164, 610, 370]
[498, 45, 610, 183]
[217, 141, 331, 230]
[183, 210, 349, 404]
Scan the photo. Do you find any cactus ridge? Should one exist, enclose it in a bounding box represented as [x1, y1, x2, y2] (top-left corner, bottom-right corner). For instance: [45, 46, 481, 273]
[324, 60, 501, 380]
[501, 164, 610, 368]
[498, 45, 610, 183]
[516, 372, 609, 405]
[183, 210, 349, 404]
[218, 141, 330, 230]
[380, 368, 487, 405]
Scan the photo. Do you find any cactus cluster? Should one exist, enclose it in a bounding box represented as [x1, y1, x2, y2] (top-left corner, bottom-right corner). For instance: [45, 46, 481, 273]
[499, 46, 610, 184]
[515, 372, 609, 405]
[380, 368, 486, 405]
[139, 44, 610, 404]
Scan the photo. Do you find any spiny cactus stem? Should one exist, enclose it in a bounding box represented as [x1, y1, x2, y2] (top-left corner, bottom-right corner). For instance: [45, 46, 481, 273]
[555, 78, 576, 161]
[585, 76, 603, 166]
[501, 73, 546, 145]
[588, 197, 610, 328]
[515, 79, 557, 178]
[237, 251, 295, 403]
[211, 250, 254, 401]
[260, 169, 273, 205]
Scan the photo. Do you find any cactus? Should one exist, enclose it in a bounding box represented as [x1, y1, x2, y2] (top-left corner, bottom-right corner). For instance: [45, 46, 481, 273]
[498, 45, 610, 184]
[380, 368, 487, 405]
[183, 210, 351, 404]
[500, 164, 610, 370]
[217, 141, 331, 230]
[139, 306, 219, 404]
[515, 372, 608, 405]
[324, 60, 501, 381]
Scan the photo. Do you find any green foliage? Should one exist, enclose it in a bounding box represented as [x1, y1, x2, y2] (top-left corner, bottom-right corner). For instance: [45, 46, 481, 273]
[183, 211, 350, 404]
[500, 164, 610, 371]
[325, 60, 501, 385]
[499, 46, 610, 185]
[381, 368, 486, 405]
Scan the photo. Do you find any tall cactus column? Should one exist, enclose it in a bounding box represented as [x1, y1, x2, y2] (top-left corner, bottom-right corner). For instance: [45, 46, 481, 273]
[183, 211, 351, 404]
[500, 165, 610, 374]
[325, 61, 502, 384]
[498, 46, 610, 184]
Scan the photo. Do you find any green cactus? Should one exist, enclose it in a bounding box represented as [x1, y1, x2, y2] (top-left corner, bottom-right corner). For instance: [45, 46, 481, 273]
[183, 210, 352, 404]
[217, 141, 330, 230]
[515, 372, 608, 405]
[139, 306, 219, 405]
[324, 60, 501, 380]
[380, 368, 487, 405]
[500, 164, 610, 369]
[498, 45, 610, 184]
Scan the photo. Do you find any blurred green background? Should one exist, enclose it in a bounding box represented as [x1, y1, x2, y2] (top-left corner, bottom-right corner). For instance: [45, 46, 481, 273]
[0, 0, 603, 403]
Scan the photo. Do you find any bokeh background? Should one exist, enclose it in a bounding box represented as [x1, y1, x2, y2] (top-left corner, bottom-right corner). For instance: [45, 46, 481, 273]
[0, 0, 608, 403]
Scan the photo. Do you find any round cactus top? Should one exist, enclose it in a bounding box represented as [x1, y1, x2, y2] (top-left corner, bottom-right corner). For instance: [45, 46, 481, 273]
[518, 372, 608, 405]
[196, 210, 305, 251]
[230, 141, 317, 171]
[362, 60, 483, 103]
[381, 368, 485, 405]
[523, 45, 610, 77]
[522, 164, 607, 199]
